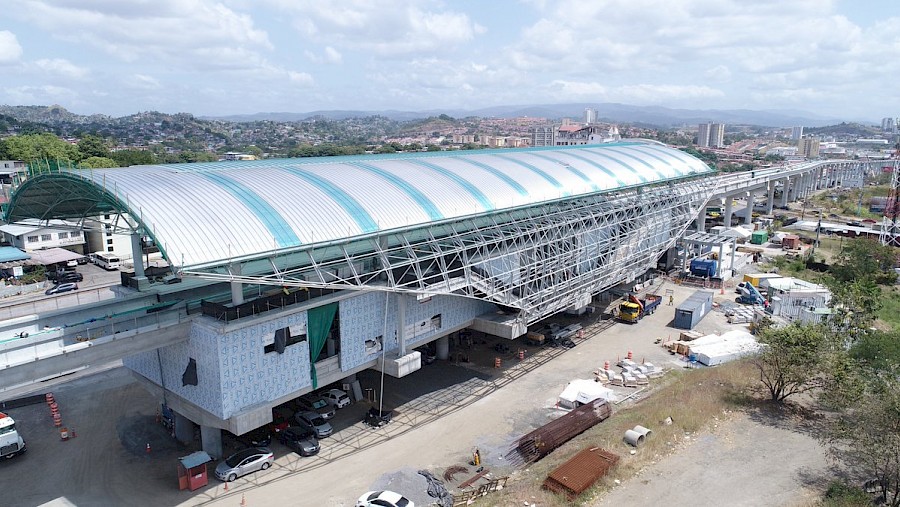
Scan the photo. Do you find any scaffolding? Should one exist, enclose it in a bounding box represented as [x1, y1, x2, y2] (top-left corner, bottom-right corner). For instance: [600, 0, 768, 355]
[184, 177, 719, 325]
[881, 159, 900, 248]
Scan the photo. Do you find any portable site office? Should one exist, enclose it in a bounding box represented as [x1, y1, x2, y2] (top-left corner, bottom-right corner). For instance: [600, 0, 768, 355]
[674, 290, 715, 330]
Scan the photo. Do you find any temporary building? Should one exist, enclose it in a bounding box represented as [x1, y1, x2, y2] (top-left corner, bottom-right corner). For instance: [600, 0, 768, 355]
[674, 290, 715, 330]
[557, 379, 617, 410]
[688, 330, 762, 366]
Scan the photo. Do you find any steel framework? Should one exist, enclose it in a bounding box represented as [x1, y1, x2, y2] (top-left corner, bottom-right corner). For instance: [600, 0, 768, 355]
[881, 159, 900, 247]
[185, 176, 719, 325]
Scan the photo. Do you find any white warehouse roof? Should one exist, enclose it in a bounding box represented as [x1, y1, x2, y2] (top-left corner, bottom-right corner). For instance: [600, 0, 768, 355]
[6, 142, 712, 270]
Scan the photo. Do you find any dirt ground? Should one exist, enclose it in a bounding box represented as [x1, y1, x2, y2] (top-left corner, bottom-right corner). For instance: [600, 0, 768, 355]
[0, 278, 834, 507]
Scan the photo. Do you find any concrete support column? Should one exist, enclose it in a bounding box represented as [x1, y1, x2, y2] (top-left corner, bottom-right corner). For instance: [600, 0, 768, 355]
[695, 212, 706, 232]
[229, 263, 243, 305]
[780, 178, 790, 207]
[724, 195, 734, 227]
[130, 233, 145, 278]
[744, 189, 756, 225]
[396, 293, 407, 356]
[174, 411, 194, 444]
[201, 425, 222, 459]
[766, 180, 776, 214]
[436, 335, 449, 360]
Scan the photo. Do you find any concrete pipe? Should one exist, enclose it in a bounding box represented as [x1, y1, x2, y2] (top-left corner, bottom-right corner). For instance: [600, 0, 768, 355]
[633, 425, 653, 439]
[624, 429, 644, 447]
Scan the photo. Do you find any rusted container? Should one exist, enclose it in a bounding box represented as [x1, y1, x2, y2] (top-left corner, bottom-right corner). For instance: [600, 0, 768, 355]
[542, 446, 620, 499]
[505, 398, 612, 465]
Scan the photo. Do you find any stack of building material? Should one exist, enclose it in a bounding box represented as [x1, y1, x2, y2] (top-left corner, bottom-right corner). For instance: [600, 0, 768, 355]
[542, 447, 619, 500]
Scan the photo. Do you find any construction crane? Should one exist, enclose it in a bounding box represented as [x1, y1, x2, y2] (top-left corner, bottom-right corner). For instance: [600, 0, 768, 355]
[880, 142, 900, 247]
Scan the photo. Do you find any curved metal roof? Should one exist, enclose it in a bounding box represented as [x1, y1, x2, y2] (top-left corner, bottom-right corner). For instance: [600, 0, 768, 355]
[5, 141, 711, 270]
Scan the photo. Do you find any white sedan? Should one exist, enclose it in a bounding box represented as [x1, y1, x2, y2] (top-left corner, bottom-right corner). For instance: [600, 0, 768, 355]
[355, 490, 414, 507]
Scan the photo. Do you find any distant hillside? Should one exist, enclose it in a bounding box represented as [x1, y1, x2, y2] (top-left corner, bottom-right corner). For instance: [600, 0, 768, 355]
[207, 102, 855, 128]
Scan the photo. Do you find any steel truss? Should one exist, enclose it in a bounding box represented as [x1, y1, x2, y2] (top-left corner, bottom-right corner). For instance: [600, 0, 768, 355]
[881, 160, 900, 248]
[186, 177, 719, 325]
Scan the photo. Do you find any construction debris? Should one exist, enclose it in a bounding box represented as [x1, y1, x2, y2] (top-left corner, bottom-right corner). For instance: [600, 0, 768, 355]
[542, 447, 620, 499]
[505, 399, 612, 466]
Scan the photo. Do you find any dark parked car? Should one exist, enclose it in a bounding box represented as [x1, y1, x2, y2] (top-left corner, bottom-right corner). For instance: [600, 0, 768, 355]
[45, 283, 78, 295]
[295, 395, 336, 419]
[295, 410, 333, 438]
[278, 426, 320, 456]
[59, 272, 84, 283]
[241, 427, 272, 447]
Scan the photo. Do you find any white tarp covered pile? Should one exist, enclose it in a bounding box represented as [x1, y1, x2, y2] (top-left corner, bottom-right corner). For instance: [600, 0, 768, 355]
[688, 330, 762, 366]
[557, 379, 618, 410]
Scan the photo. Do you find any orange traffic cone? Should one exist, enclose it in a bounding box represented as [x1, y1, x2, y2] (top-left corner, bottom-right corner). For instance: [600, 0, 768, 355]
[224, 481, 229, 492]
[627, 350, 633, 360]
[146, 442, 151, 454]
[240, 493, 246, 506]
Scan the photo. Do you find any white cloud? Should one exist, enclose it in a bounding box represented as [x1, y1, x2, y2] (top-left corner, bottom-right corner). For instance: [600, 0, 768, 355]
[304, 46, 342, 64]
[3, 84, 78, 104]
[0, 31, 23, 64]
[10, 0, 272, 69]
[276, 0, 483, 56]
[33, 58, 89, 79]
[129, 74, 162, 90]
[287, 71, 314, 86]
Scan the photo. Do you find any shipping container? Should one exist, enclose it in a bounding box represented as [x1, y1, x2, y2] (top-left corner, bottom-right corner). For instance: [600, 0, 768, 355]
[742, 273, 782, 287]
[674, 290, 715, 330]
[750, 230, 768, 244]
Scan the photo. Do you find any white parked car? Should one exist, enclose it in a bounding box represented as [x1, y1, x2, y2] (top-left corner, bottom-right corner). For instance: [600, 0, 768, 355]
[322, 388, 351, 408]
[356, 490, 414, 507]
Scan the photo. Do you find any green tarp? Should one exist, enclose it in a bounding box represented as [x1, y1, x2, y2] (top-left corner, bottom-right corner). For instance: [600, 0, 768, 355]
[308, 302, 338, 388]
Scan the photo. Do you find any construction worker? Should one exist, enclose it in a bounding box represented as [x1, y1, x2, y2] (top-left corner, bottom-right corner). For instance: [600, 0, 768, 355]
[668, 295, 674, 306]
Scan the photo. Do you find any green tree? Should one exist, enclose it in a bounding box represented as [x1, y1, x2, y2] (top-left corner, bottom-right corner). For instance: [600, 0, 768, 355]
[829, 238, 898, 285]
[78, 156, 119, 169]
[77, 135, 110, 160]
[0, 133, 79, 163]
[110, 149, 155, 167]
[751, 323, 833, 403]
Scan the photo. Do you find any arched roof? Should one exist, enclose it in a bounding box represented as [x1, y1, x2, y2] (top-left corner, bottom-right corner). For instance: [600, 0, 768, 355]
[5, 141, 711, 270]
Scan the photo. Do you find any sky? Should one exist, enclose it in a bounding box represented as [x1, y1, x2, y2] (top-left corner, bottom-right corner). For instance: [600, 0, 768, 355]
[0, 0, 898, 121]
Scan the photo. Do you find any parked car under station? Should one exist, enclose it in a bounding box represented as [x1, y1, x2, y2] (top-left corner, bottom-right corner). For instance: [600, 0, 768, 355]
[214, 447, 274, 482]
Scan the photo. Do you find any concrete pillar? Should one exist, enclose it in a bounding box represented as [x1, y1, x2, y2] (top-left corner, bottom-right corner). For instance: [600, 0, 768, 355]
[230, 263, 243, 305]
[780, 178, 790, 207]
[436, 335, 449, 360]
[201, 425, 222, 459]
[695, 212, 706, 232]
[396, 293, 407, 356]
[724, 195, 734, 227]
[130, 233, 145, 278]
[744, 189, 756, 225]
[174, 411, 194, 444]
[766, 180, 776, 214]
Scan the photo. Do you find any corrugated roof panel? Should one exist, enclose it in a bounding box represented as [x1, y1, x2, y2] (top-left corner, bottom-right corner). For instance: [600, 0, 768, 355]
[7, 142, 713, 269]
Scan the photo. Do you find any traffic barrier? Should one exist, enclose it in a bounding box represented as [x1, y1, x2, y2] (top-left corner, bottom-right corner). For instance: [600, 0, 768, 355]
[146, 443, 151, 454]
[626, 350, 633, 360]
[240, 493, 246, 506]
[517, 349, 525, 361]
[224, 482, 229, 492]
[49, 402, 58, 413]
[603, 360, 610, 370]
[45, 393, 55, 405]
[60, 427, 69, 440]
[494, 357, 501, 368]
[53, 413, 62, 427]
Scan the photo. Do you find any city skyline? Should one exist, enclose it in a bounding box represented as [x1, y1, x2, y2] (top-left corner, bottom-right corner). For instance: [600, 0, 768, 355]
[0, 0, 897, 120]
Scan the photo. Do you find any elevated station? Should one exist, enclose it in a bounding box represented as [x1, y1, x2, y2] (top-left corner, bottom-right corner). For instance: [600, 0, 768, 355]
[0, 142, 872, 457]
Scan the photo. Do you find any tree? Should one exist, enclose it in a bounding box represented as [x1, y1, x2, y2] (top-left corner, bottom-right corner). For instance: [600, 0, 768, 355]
[77, 134, 110, 159]
[111, 149, 155, 167]
[829, 238, 898, 285]
[821, 364, 900, 507]
[78, 156, 118, 169]
[751, 323, 833, 403]
[0, 133, 79, 163]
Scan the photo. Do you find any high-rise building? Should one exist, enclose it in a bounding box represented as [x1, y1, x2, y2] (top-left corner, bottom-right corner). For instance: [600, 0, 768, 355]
[697, 123, 725, 148]
[791, 126, 804, 141]
[883, 117, 897, 133]
[798, 137, 820, 158]
[531, 126, 556, 147]
[584, 108, 597, 124]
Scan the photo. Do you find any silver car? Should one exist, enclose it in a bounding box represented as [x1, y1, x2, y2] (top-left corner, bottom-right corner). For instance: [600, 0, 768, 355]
[295, 410, 333, 438]
[214, 447, 274, 482]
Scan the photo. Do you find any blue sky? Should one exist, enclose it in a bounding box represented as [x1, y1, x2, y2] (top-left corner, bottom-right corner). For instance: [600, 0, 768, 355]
[0, 0, 897, 121]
